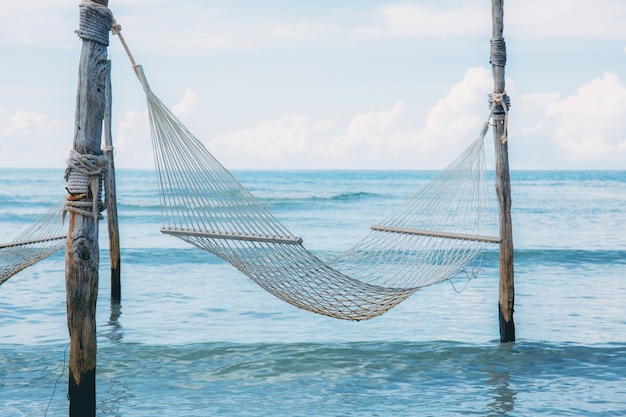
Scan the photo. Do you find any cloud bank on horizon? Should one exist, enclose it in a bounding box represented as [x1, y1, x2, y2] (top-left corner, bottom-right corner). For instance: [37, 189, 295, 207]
[1, 0, 625, 170]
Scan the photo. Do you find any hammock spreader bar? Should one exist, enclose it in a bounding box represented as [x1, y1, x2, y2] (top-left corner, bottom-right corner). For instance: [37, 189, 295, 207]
[0, 235, 67, 250]
[371, 225, 501, 244]
[161, 227, 303, 245]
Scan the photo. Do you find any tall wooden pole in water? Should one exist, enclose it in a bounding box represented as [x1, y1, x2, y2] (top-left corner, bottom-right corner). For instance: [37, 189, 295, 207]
[104, 58, 122, 301]
[490, 0, 515, 343]
[65, 0, 111, 414]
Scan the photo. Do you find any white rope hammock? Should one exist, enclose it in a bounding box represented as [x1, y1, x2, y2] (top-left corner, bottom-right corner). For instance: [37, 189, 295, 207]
[129, 63, 500, 320]
[0, 203, 67, 286]
[1, 4, 502, 323]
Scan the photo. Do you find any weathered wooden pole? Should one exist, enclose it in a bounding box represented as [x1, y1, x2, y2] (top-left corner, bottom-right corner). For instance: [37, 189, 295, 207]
[104, 58, 122, 301]
[490, 0, 515, 343]
[64, 0, 112, 415]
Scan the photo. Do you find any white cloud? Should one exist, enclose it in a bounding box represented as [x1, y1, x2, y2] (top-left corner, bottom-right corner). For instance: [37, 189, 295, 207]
[337, 101, 405, 155]
[517, 92, 561, 136]
[418, 67, 492, 152]
[0, 110, 58, 138]
[9, 66, 626, 171]
[544, 72, 626, 162]
[265, 21, 335, 41]
[111, 3, 335, 55]
[112, 108, 152, 169]
[4, 0, 625, 66]
[111, 87, 205, 169]
[508, 0, 626, 39]
[356, 3, 489, 39]
[173, 89, 199, 118]
[0, 66, 498, 170]
[4, 0, 626, 55]
[209, 113, 338, 168]
[0, 109, 71, 167]
[206, 67, 494, 170]
[348, 102, 404, 136]
[352, 0, 626, 41]
[520, 92, 562, 112]
[0, 0, 79, 48]
[513, 72, 626, 169]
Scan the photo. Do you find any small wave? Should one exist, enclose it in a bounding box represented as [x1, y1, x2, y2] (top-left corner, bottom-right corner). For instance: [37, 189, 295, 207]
[116, 203, 162, 212]
[4, 340, 626, 417]
[96, 340, 626, 383]
[320, 191, 379, 202]
[514, 249, 626, 266]
[258, 191, 383, 206]
[120, 247, 224, 266]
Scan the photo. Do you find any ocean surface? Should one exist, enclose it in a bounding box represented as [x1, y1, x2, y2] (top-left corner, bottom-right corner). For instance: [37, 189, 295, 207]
[1, 168, 626, 416]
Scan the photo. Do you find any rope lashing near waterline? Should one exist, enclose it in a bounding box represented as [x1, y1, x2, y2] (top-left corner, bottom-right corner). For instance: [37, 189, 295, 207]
[63, 150, 107, 221]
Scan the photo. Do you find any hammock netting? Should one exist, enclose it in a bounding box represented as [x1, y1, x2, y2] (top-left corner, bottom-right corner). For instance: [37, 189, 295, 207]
[0, 203, 67, 286]
[1, 6, 500, 322]
[134, 66, 500, 321]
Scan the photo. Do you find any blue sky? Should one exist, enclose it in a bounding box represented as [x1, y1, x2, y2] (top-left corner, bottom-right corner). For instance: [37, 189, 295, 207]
[1, 0, 625, 170]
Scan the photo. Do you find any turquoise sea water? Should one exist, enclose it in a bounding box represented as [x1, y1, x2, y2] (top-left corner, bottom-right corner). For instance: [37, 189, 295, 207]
[1, 168, 626, 416]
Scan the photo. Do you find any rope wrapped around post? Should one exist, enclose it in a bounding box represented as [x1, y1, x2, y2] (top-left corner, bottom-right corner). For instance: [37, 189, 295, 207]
[489, 39, 507, 67]
[66, 0, 113, 221]
[75, 0, 112, 46]
[488, 37, 510, 143]
[64, 150, 107, 221]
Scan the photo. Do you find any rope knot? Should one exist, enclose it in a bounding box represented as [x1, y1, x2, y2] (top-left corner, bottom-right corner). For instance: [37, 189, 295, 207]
[111, 19, 122, 36]
[488, 92, 511, 144]
[64, 150, 107, 221]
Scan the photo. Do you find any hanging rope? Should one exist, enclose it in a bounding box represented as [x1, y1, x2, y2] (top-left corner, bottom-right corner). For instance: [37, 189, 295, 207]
[111, 20, 138, 70]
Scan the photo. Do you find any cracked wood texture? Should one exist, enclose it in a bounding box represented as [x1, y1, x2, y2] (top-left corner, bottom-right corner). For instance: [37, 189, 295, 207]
[491, 0, 515, 343]
[66, 0, 109, 415]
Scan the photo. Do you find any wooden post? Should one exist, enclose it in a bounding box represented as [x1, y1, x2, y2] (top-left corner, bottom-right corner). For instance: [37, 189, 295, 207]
[104, 59, 122, 301]
[490, 0, 515, 343]
[65, 1, 111, 415]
